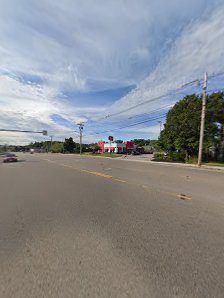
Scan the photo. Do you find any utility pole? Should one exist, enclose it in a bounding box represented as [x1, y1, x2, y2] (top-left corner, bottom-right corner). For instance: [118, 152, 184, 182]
[198, 72, 208, 167]
[50, 136, 53, 152]
[77, 123, 84, 154]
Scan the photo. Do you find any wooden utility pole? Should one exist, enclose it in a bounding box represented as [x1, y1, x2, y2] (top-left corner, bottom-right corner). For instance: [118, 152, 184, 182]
[198, 72, 208, 167]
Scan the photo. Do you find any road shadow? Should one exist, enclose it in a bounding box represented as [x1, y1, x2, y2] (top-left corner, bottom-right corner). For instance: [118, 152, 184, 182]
[1, 159, 40, 163]
[17, 159, 40, 163]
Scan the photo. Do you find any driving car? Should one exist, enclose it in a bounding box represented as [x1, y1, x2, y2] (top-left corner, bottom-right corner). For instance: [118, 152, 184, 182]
[3, 153, 18, 163]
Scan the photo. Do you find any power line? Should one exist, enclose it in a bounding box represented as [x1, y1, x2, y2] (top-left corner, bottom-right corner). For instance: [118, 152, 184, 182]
[125, 86, 224, 123]
[89, 114, 166, 135]
[90, 104, 171, 132]
[94, 72, 224, 123]
[87, 83, 224, 138]
[208, 71, 224, 80]
[94, 81, 200, 122]
[127, 103, 173, 120]
[207, 88, 224, 93]
[95, 88, 183, 121]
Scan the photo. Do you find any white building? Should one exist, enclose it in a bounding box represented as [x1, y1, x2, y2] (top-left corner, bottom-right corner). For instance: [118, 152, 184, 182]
[98, 141, 135, 154]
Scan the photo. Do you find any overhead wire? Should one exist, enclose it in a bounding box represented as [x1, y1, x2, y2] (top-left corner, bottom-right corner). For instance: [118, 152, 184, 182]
[85, 72, 224, 137]
[94, 81, 198, 122]
[93, 71, 224, 123]
[37, 72, 223, 140]
[88, 114, 166, 135]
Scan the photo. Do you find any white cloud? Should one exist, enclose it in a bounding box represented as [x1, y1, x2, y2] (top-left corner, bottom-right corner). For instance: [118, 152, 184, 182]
[108, 2, 224, 120]
[0, 74, 107, 144]
[125, 124, 161, 134]
[0, 0, 211, 90]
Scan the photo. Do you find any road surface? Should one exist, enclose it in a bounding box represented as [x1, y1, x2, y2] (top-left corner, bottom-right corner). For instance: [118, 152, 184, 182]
[1, 153, 224, 297]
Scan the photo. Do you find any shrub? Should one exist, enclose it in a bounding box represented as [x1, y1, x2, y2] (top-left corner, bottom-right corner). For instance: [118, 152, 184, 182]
[187, 156, 198, 164]
[153, 152, 185, 162]
[153, 153, 167, 161]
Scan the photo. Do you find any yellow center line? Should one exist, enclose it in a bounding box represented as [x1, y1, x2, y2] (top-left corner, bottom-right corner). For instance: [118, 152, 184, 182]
[176, 194, 192, 200]
[139, 184, 193, 201]
[81, 169, 113, 179]
[38, 156, 193, 201]
[113, 178, 128, 183]
[61, 164, 73, 168]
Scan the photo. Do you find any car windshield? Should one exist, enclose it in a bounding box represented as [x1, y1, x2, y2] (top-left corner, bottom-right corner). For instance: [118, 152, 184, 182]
[6, 154, 16, 157]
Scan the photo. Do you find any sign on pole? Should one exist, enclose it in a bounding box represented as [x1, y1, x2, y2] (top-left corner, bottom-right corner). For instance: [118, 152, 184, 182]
[108, 136, 113, 153]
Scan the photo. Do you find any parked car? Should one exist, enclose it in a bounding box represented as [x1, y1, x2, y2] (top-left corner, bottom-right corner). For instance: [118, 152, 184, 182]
[3, 153, 18, 163]
[131, 151, 140, 155]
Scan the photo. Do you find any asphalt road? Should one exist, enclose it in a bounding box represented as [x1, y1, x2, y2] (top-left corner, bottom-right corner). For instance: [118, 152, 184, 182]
[1, 153, 224, 298]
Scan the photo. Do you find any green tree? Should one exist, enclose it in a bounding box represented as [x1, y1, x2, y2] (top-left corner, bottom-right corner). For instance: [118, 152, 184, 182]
[160, 93, 223, 159]
[51, 143, 64, 153]
[207, 92, 224, 126]
[207, 92, 224, 160]
[149, 140, 161, 150]
[74, 143, 80, 153]
[160, 95, 202, 156]
[64, 137, 75, 153]
[207, 93, 224, 140]
[131, 139, 151, 146]
[92, 145, 100, 153]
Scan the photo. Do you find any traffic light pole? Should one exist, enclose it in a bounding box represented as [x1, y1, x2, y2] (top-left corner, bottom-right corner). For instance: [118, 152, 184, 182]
[0, 129, 47, 135]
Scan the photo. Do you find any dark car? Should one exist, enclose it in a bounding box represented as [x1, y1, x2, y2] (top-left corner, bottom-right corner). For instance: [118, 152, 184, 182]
[131, 151, 140, 155]
[3, 153, 18, 163]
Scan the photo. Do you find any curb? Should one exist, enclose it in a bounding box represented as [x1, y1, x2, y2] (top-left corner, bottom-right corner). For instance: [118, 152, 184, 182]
[83, 155, 224, 173]
[36, 153, 224, 173]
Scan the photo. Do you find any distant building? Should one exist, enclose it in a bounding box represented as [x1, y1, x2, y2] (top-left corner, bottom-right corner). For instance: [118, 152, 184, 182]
[98, 141, 135, 154]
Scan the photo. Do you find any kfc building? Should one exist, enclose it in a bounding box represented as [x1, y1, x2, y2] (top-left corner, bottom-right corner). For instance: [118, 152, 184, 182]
[98, 141, 135, 154]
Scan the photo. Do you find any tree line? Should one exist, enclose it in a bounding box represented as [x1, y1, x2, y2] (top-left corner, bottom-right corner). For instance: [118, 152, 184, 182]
[6, 138, 98, 154]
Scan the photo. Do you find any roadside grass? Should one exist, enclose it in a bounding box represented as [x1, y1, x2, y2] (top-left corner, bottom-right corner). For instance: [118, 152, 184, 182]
[92, 153, 122, 158]
[63, 152, 122, 158]
[152, 155, 224, 167]
[202, 162, 224, 167]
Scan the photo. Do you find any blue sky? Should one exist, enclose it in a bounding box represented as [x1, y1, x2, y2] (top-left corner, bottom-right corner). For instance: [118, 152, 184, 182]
[0, 0, 224, 144]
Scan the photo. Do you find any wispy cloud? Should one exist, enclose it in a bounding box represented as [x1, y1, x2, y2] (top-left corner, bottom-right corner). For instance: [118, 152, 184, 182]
[108, 2, 224, 120]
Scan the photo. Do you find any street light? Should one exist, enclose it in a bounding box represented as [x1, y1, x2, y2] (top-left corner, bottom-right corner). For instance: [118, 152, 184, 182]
[49, 136, 53, 153]
[77, 123, 84, 154]
[158, 121, 162, 134]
